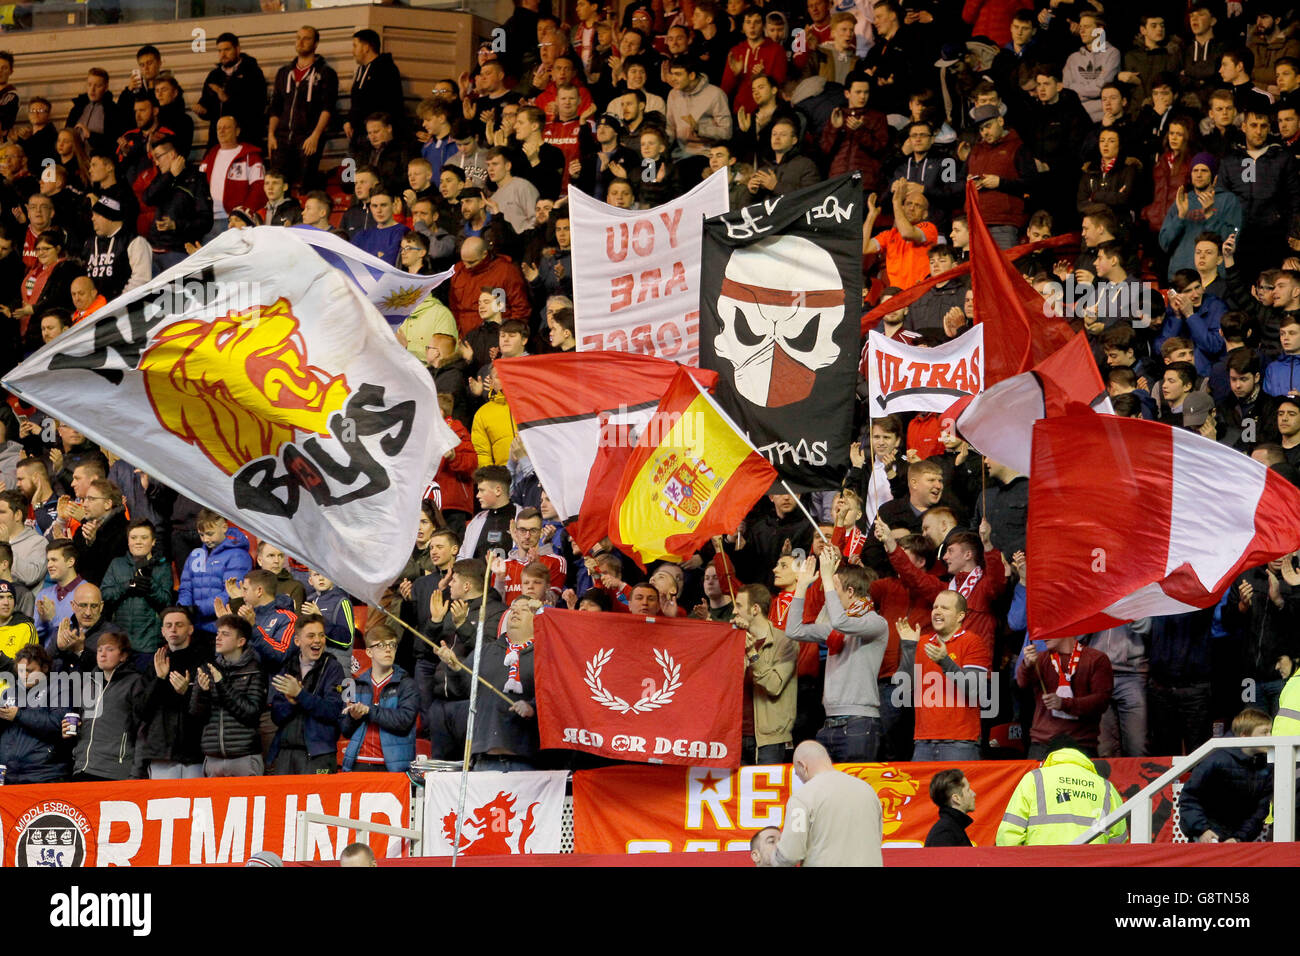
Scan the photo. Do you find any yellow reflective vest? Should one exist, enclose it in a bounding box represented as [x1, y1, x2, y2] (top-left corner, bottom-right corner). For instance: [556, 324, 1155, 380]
[1275, 673, 1300, 736]
[996, 748, 1127, 846]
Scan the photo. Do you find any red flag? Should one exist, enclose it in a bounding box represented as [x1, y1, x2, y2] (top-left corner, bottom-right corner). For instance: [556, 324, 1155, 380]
[533, 608, 743, 767]
[947, 331, 1111, 474]
[1026, 410, 1300, 640]
[966, 179, 1074, 385]
[859, 232, 1080, 333]
[495, 353, 715, 551]
[608, 367, 778, 568]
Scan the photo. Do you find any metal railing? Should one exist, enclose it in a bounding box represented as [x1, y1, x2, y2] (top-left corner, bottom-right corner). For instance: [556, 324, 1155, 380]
[1071, 734, 1300, 844]
[292, 810, 423, 862]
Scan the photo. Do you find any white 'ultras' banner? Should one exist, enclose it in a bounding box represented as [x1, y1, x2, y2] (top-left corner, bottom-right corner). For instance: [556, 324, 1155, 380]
[421, 771, 567, 856]
[291, 226, 456, 326]
[2, 227, 457, 606]
[866, 325, 984, 416]
[569, 174, 729, 367]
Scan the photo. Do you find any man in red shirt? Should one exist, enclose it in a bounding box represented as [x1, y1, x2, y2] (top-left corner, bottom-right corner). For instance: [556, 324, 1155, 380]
[877, 521, 1006, 649]
[543, 85, 588, 191]
[492, 507, 566, 604]
[1017, 633, 1114, 759]
[898, 590, 991, 761]
[721, 9, 789, 115]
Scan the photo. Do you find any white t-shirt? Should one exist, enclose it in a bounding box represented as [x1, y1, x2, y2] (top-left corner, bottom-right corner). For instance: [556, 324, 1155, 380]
[209, 147, 241, 217]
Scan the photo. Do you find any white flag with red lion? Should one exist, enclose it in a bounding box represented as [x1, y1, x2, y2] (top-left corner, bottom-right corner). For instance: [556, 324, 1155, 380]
[2, 227, 457, 606]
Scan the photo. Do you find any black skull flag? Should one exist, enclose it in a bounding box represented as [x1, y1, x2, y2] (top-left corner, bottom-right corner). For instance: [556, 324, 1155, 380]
[699, 174, 863, 491]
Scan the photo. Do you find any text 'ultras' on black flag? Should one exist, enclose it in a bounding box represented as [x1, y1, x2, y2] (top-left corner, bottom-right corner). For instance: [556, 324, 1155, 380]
[698, 174, 863, 491]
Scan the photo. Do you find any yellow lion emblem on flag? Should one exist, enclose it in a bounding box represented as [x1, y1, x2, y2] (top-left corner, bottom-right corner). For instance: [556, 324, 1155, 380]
[839, 763, 921, 836]
[138, 298, 350, 476]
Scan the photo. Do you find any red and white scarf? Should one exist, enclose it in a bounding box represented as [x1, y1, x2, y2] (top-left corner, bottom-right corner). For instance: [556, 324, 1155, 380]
[503, 640, 531, 694]
[949, 565, 983, 599]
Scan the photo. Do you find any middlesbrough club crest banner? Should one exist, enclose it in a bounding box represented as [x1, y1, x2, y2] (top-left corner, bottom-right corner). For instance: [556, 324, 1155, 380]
[698, 174, 863, 491]
[2, 228, 457, 606]
[422, 771, 567, 856]
[533, 608, 743, 768]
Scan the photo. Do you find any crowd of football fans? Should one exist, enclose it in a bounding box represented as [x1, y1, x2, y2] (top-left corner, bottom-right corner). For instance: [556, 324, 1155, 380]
[0, 1, 1294, 819]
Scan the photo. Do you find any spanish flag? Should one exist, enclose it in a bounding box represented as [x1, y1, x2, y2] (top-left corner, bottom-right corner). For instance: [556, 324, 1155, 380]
[609, 367, 778, 568]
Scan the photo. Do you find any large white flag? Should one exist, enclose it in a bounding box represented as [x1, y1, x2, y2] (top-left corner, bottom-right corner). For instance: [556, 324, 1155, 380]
[291, 225, 455, 326]
[569, 174, 729, 367]
[866, 325, 984, 416]
[422, 771, 567, 856]
[2, 227, 457, 605]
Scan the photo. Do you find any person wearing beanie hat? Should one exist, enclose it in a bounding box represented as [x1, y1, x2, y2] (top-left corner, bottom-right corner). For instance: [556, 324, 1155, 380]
[82, 194, 153, 302]
[1157, 150, 1243, 280]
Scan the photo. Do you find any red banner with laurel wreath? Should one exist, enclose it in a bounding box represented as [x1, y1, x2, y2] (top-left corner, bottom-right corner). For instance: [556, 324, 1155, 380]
[533, 609, 744, 768]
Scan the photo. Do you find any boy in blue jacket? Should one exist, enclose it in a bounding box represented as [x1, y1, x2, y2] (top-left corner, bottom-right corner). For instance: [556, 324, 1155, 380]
[340, 626, 419, 772]
[178, 510, 253, 636]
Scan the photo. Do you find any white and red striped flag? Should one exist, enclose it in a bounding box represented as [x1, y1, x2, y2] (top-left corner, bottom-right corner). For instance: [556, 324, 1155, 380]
[947, 331, 1111, 475]
[1026, 410, 1300, 640]
[494, 353, 715, 552]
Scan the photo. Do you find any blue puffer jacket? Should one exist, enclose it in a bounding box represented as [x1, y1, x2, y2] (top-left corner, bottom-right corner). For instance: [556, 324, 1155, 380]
[340, 665, 419, 772]
[178, 528, 254, 632]
[0, 686, 72, 783]
[267, 649, 346, 761]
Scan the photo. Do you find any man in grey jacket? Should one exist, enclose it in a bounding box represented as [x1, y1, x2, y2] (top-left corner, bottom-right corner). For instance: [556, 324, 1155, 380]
[786, 545, 889, 761]
[1083, 618, 1149, 757]
[666, 56, 733, 164]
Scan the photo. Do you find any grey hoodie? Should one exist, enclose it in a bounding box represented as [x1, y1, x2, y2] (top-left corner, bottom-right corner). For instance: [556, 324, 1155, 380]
[1083, 618, 1149, 676]
[787, 588, 888, 718]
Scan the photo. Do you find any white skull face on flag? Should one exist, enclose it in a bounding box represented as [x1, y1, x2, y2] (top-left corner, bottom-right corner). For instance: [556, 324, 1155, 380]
[713, 234, 844, 407]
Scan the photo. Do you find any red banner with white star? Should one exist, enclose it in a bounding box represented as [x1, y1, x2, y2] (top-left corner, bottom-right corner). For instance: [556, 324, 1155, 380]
[533, 609, 743, 768]
[572, 758, 1181, 852]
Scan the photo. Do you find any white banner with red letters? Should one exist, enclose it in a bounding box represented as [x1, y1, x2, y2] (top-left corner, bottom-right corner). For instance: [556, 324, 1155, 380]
[421, 771, 567, 856]
[867, 325, 984, 415]
[568, 174, 729, 367]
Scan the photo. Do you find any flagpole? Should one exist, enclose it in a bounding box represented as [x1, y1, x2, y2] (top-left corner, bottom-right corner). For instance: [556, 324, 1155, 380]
[780, 480, 831, 548]
[374, 605, 515, 705]
[452, 559, 494, 869]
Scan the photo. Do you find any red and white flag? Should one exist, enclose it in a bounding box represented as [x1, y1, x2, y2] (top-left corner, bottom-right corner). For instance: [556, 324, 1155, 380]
[948, 331, 1111, 475]
[533, 608, 743, 768]
[494, 353, 716, 551]
[422, 771, 567, 856]
[1026, 410, 1300, 640]
[965, 179, 1074, 385]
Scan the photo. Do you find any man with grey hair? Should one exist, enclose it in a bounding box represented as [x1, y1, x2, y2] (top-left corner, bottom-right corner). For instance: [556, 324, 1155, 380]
[762, 740, 884, 866]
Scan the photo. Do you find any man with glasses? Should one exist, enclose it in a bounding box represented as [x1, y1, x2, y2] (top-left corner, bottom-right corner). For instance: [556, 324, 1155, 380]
[70, 478, 127, 588]
[21, 96, 56, 170]
[340, 625, 419, 772]
[143, 135, 213, 272]
[49, 582, 115, 674]
[19, 192, 55, 271]
[493, 508, 566, 606]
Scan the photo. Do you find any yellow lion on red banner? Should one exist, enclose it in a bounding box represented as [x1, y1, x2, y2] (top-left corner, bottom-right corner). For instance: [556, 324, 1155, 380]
[139, 298, 350, 475]
[839, 763, 922, 837]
